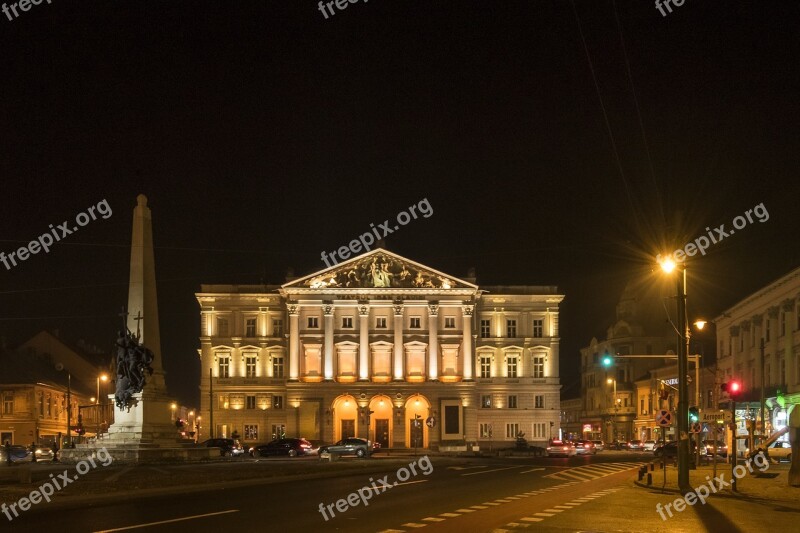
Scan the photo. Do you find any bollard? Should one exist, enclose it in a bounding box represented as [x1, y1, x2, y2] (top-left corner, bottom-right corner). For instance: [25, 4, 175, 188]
[647, 473, 652, 485]
[650, 462, 655, 471]
[638, 469, 644, 481]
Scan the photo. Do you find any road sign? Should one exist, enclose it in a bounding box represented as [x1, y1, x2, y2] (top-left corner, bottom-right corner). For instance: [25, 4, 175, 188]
[655, 409, 673, 427]
[426, 416, 435, 428]
[690, 422, 702, 434]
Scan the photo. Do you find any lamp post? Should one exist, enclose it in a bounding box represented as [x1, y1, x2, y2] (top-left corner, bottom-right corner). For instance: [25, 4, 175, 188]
[196, 416, 202, 443]
[659, 257, 691, 492]
[96, 374, 108, 437]
[170, 402, 177, 422]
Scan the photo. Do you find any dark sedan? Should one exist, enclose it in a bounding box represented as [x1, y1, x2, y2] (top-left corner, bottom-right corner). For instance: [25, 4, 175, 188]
[0, 445, 33, 465]
[319, 438, 372, 458]
[201, 438, 245, 457]
[250, 438, 315, 458]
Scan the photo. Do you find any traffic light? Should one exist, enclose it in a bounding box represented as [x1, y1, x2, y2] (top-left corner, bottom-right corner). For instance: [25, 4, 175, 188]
[721, 380, 742, 398]
[688, 406, 699, 423]
[601, 355, 613, 367]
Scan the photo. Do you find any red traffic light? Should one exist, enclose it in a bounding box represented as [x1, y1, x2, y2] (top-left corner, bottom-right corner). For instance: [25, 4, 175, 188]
[722, 381, 742, 396]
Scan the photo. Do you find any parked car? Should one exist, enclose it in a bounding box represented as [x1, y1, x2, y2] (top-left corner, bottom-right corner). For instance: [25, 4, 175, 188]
[202, 438, 245, 457]
[250, 438, 315, 458]
[0, 445, 33, 465]
[654, 441, 706, 458]
[591, 440, 605, 452]
[573, 440, 596, 455]
[746, 441, 792, 463]
[319, 437, 372, 458]
[546, 439, 577, 457]
[30, 444, 55, 462]
[702, 440, 728, 458]
[628, 440, 643, 451]
[643, 440, 657, 452]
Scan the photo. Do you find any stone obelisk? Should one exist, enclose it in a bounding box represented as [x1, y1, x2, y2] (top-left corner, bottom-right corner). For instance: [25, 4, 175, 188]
[105, 195, 178, 445]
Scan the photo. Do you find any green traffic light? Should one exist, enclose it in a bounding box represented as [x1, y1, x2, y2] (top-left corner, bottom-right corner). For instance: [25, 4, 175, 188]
[602, 356, 613, 366]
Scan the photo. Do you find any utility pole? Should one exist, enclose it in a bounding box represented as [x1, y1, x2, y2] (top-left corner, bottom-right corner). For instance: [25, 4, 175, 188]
[760, 338, 766, 445]
[209, 368, 214, 439]
[676, 265, 691, 492]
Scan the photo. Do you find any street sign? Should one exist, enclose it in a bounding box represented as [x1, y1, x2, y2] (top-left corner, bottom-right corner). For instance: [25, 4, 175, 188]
[655, 409, 673, 427]
[690, 422, 702, 434]
[426, 416, 435, 428]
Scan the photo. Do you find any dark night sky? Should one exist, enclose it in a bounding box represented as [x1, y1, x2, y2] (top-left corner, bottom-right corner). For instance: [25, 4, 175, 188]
[1, 1, 798, 405]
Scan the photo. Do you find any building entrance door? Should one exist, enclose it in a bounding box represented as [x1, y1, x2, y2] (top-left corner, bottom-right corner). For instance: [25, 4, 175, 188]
[341, 419, 355, 440]
[375, 419, 389, 448]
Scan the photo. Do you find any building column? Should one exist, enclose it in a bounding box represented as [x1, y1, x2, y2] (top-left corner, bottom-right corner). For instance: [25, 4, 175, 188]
[462, 304, 474, 381]
[428, 303, 439, 380]
[288, 304, 299, 381]
[359, 303, 370, 381]
[394, 303, 404, 380]
[324, 303, 334, 381]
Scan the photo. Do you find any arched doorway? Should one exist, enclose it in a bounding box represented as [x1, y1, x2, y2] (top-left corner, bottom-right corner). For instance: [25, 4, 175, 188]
[405, 395, 430, 448]
[369, 395, 393, 448]
[332, 395, 358, 442]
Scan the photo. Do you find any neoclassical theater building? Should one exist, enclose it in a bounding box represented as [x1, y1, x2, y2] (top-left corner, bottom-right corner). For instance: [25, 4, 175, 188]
[197, 249, 563, 450]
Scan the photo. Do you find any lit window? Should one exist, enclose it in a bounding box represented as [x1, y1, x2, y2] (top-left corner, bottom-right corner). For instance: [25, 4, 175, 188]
[481, 395, 492, 408]
[479, 423, 492, 438]
[272, 395, 284, 409]
[244, 424, 258, 440]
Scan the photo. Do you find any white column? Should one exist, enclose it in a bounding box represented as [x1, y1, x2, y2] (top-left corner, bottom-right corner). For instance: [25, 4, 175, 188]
[359, 304, 370, 381]
[324, 304, 334, 381]
[394, 304, 404, 380]
[462, 305, 474, 381]
[549, 311, 560, 378]
[288, 304, 299, 381]
[428, 303, 439, 380]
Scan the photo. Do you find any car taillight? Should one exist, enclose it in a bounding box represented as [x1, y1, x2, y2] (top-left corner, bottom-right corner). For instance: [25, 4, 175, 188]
[563, 446, 568, 450]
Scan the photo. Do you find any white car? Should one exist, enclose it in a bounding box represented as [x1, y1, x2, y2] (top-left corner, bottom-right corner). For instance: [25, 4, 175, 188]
[546, 440, 577, 457]
[643, 440, 657, 452]
[748, 441, 793, 463]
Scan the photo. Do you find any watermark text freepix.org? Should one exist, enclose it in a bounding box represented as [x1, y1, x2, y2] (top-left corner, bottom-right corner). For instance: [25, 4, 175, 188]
[655, 452, 769, 520]
[0, 199, 112, 272]
[1, 447, 114, 521]
[2, 0, 54, 23]
[320, 198, 432, 267]
[318, 455, 433, 521]
[657, 202, 768, 265]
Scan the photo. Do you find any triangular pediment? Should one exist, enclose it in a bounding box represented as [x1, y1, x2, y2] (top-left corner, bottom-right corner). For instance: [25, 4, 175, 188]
[282, 249, 477, 290]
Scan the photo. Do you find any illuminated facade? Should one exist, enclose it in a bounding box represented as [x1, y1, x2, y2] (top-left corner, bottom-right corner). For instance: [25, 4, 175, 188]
[197, 249, 563, 449]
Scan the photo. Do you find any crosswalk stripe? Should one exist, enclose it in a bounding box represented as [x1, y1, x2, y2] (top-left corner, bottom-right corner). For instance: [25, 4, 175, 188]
[456, 508, 476, 513]
[402, 523, 427, 528]
[543, 509, 564, 513]
[423, 517, 444, 522]
[534, 512, 555, 517]
[440, 513, 460, 518]
[521, 517, 544, 522]
[470, 505, 488, 510]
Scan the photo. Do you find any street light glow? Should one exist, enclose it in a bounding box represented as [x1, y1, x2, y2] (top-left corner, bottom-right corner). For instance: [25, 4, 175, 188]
[694, 319, 707, 330]
[659, 257, 676, 273]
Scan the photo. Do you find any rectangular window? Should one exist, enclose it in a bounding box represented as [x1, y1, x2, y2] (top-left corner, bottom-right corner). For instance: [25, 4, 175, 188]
[217, 317, 229, 336]
[532, 319, 543, 338]
[508, 395, 518, 409]
[640, 398, 645, 414]
[506, 423, 520, 439]
[707, 389, 713, 408]
[479, 423, 492, 438]
[648, 397, 653, 412]
[272, 395, 284, 409]
[245, 355, 257, 378]
[342, 316, 353, 328]
[218, 355, 230, 378]
[506, 320, 517, 338]
[2, 392, 12, 415]
[480, 356, 491, 378]
[535, 395, 544, 409]
[445, 405, 460, 434]
[307, 317, 319, 328]
[38, 393, 43, 417]
[245, 318, 257, 337]
[46, 395, 52, 418]
[271, 424, 286, 440]
[272, 355, 284, 378]
[481, 395, 492, 408]
[766, 320, 771, 342]
[272, 319, 283, 337]
[444, 317, 456, 329]
[376, 317, 387, 329]
[246, 395, 256, 410]
[410, 317, 421, 329]
[506, 355, 518, 378]
[480, 319, 491, 338]
[532, 356, 545, 378]
[218, 394, 230, 409]
[244, 424, 258, 440]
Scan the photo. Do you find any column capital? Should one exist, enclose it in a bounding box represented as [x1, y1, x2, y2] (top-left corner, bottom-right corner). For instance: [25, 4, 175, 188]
[394, 303, 404, 316]
[287, 303, 299, 315]
[428, 303, 439, 316]
[767, 306, 780, 319]
[358, 304, 370, 316]
[751, 313, 763, 326]
[462, 304, 474, 316]
[323, 302, 334, 316]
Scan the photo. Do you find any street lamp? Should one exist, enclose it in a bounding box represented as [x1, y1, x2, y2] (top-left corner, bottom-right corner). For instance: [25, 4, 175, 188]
[170, 402, 177, 421]
[607, 378, 618, 442]
[96, 374, 108, 438]
[659, 256, 691, 492]
[196, 416, 202, 442]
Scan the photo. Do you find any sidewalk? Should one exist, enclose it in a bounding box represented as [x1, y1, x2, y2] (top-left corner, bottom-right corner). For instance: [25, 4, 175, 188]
[633, 458, 800, 509]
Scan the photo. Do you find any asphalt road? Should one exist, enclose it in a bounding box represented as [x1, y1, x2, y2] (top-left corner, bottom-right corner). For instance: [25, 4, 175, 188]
[6, 451, 653, 532]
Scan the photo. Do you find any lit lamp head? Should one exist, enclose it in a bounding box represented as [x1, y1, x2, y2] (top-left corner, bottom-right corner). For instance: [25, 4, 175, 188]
[659, 257, 676, 274]
[607, 378, 613, 384]
[694, 319, 707, 331]
[100, 374, 108, 382]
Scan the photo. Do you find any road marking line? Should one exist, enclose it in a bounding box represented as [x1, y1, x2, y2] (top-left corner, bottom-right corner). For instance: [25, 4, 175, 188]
[553, 505, 572, 509]
[440, 513, 460, 518]
[470, 505, 488, 510]
[402, 523, 428, 529]
[448, 465, 489, 470]
[423, 517, 445, 522]
[521, 517, 544, 522]
[462, 466, 525, 476]
[93, 510, 240, 532]
[534, 512, 555, 517]
[513, 494, 528, 498]
[377, 530, 406, 533]
[543, 509, 564, 513]
[505, 496, 521, 500]
[495, 499, 512, 503]
[520, 468, 545, 473]
[456, 508, 476, 513]
[482, 502, 501, 506]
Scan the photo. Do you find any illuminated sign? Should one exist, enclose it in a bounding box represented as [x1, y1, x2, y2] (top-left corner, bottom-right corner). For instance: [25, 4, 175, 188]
[582, 424, 592, 432]
[662, 378, 679, 386]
